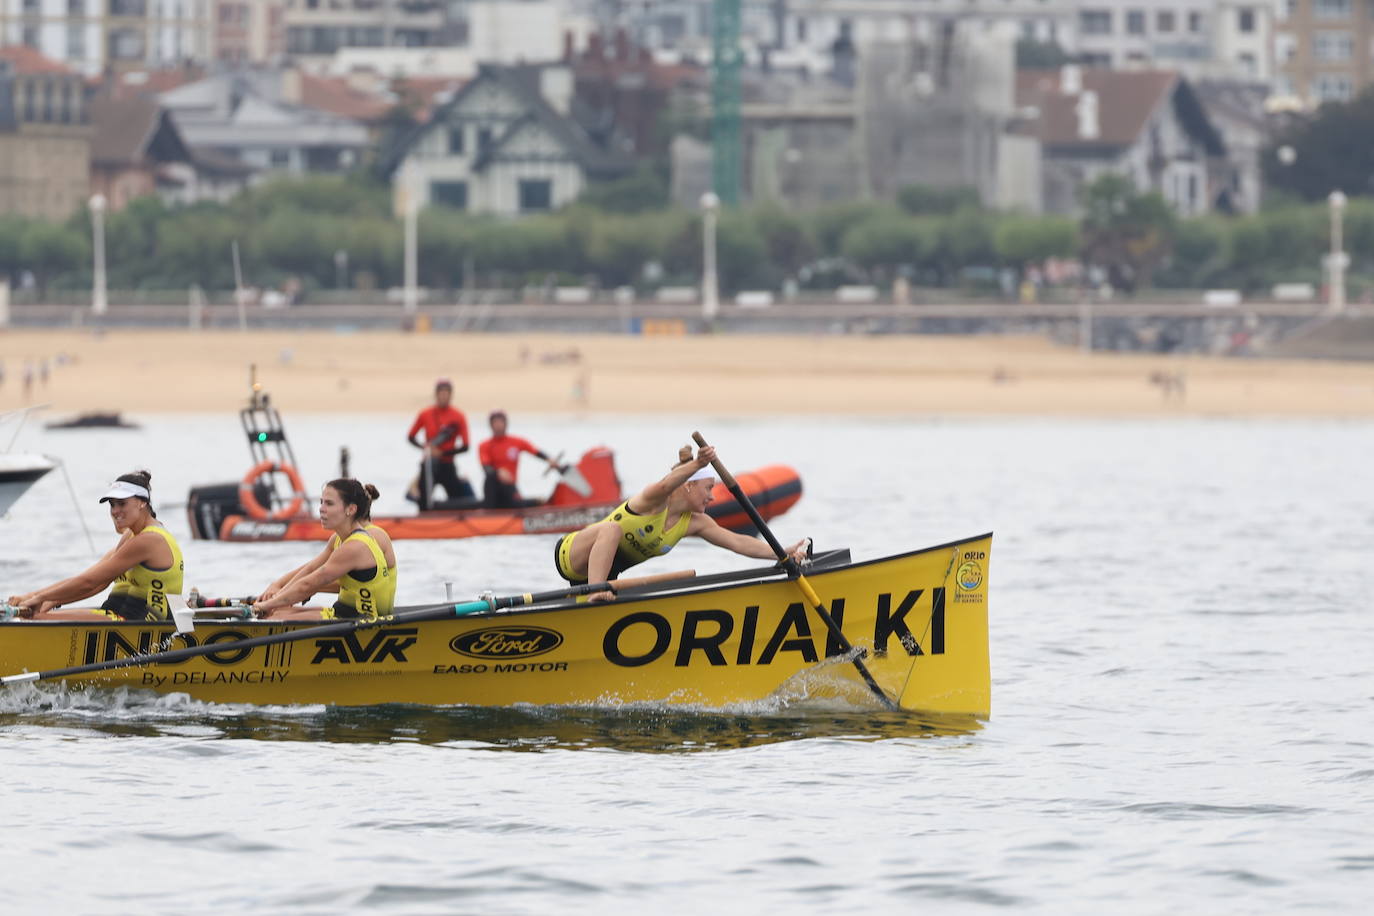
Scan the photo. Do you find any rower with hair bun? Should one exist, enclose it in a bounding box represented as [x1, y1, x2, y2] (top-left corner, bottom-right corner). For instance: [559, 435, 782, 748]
[553, 445, 809, 603]
[7, 469, 184, 620]
[252, 478, 397, 621]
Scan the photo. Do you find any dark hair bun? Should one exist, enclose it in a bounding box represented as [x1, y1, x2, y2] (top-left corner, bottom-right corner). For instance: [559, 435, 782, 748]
[117, 469, 153, 489]
[364, 483, 380, 501]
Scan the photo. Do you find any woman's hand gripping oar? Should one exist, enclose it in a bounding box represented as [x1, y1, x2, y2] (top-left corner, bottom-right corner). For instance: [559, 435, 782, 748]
[691, 432, 899, 710]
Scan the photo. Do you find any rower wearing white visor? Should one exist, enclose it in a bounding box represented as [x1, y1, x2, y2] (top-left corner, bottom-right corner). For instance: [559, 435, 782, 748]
[554, 444, 809, 602]
[6, 469, 184, 620]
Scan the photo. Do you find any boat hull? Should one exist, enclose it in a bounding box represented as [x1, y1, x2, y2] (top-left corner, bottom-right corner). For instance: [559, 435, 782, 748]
[201, 465, 803, 542]
[0, 454, 56, 516]
[0, 534, 991, 714]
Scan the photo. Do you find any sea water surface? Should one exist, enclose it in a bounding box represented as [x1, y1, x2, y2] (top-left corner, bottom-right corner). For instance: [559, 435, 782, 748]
[1, 413, 1371, 913]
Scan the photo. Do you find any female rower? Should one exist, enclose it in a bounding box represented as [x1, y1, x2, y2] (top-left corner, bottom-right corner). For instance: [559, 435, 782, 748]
[252, 478, 396, 621]
[7, 470, 184, 620]
[554, 445, 808, 602]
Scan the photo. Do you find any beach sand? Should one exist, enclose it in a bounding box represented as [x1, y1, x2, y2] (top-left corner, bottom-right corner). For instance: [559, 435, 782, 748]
[2, 329, 1373, 417]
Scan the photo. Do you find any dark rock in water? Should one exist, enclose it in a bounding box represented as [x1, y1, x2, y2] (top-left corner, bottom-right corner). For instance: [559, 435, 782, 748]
[44, 412, 141, 430]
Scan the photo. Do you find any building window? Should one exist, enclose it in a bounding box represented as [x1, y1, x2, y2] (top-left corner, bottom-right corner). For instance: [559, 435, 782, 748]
[432, 180, 468, 209]
[269, 149, 291, 166]
[447, 127, 465, 155]
[1156, 10, 1176, 32]
[108, 28, 145, 60]
[1188, 11, 1204, 32]
[518, 179, 552, 213]
[1237, 51, 1257, 74]
[68, 0, 85, 13]
[1237, 7, 1256, 32]
[1276, 33, 1297, 62]
[1315, 0, 1352, 19]
[1315, 30, 1354, 60]
[22, 26, 39, 48]
[1079, 9, 1112, 35]
[1314, 74, 1354, 100]
[1126, 10, 1146, 35]
[477, 126, 494, 153]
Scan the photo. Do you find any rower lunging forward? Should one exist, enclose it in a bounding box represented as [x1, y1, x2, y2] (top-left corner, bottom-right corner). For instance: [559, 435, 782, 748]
[252, 478, 397, 621]
[554, 445, 808, 601]
[7, 470, 184, 620]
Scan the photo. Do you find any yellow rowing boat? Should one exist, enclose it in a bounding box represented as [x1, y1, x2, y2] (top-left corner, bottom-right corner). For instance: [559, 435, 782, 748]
[0, 534, 992, 714]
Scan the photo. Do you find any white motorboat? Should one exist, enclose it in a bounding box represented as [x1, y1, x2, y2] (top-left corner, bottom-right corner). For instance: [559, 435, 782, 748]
[0, 452, 55, 516]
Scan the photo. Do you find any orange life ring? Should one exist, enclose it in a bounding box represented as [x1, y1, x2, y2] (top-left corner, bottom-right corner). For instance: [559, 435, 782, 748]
[239, 460, 306, 521]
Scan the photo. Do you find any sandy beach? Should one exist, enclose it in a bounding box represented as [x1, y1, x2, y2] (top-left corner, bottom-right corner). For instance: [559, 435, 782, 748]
[2, 328, 1374, 417]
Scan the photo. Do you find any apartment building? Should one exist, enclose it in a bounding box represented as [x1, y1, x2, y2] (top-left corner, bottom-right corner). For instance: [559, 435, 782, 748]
[0, 45, 91, 219]
[588, 1, 1277, 84]
[282, 0, 456, 65]
[1275, 0, 1374, 104]
[214, 0, 286, 64]
[0, 0, 214, 76]
[1070, 2, 1278, 80]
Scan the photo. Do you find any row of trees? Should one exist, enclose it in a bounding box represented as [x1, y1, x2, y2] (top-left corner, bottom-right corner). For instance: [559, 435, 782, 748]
[0, 172, 1367, 298]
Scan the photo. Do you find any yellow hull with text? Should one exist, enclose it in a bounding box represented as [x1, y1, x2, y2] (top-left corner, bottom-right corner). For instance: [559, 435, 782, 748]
[0, 534, 992, 714]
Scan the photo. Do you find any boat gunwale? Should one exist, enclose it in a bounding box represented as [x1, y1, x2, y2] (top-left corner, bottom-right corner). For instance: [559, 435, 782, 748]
[0, 531, 992, 630]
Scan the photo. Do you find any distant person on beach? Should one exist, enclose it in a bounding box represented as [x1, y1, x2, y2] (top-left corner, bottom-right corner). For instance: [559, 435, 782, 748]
[7, 470, 184, 620]
[553, 445, 809, 602]
[253, 479, 396, 621]
[406, 378, 473, 509]
[477, 410, 567, 508]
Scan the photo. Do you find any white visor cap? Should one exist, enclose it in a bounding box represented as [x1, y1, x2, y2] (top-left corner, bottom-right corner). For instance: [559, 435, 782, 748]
[686, 467, 716, 484]
[99, 481, 150, 503]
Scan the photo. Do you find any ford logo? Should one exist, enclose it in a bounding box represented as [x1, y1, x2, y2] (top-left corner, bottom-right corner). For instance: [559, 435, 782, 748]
[450, 626, 564, 659]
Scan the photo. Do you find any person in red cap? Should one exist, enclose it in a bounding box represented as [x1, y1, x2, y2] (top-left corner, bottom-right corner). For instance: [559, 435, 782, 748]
[477, 410, 566, 508]
[406, 378, 474, 509]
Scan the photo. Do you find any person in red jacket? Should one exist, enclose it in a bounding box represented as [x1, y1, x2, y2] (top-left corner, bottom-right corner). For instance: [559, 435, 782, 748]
[477, 410, 565, 508]
[406, 378, 474, 509]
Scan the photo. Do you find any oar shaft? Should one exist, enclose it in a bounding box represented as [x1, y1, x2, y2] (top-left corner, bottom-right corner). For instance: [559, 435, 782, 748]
[476, 568, 696, 614]
[690, 431, 898, 710]
[692, 432, 790, 560]
[1, 601, 463, 685]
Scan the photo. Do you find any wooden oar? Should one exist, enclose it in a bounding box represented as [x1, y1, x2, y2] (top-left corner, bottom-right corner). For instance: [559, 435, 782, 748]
[0, 568, 696, 687]
[691, 431, 898, 710]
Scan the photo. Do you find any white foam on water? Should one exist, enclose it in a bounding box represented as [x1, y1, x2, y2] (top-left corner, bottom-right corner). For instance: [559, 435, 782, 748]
[0, 681, 326, 720]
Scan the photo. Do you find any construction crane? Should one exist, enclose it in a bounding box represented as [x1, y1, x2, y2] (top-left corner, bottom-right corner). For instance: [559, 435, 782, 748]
[711, 0, 742, 206]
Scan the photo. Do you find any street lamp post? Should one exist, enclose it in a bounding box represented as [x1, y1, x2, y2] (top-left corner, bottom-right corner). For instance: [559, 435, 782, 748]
[334, 249, 349, 292]
[1328, 190, 1348, 313]
[90, 193, 107, 316]
[700, 191, 720, 323]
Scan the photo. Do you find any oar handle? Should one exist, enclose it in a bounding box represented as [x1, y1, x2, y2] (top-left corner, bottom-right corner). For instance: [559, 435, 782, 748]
[463, 568, 698, 616]
[189, 595, 257, 609]
[609, 568, 696, 593]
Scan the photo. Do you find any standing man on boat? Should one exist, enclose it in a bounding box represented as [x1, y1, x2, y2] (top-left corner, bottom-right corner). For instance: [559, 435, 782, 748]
[406, 378, 474, 509]
[554, 445, 809, 601]
[478, 410, 567, 508]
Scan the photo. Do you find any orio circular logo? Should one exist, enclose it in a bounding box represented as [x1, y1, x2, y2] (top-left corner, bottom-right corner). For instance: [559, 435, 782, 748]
[450, 626, 564, 659]
[956, 560, 984, 591]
